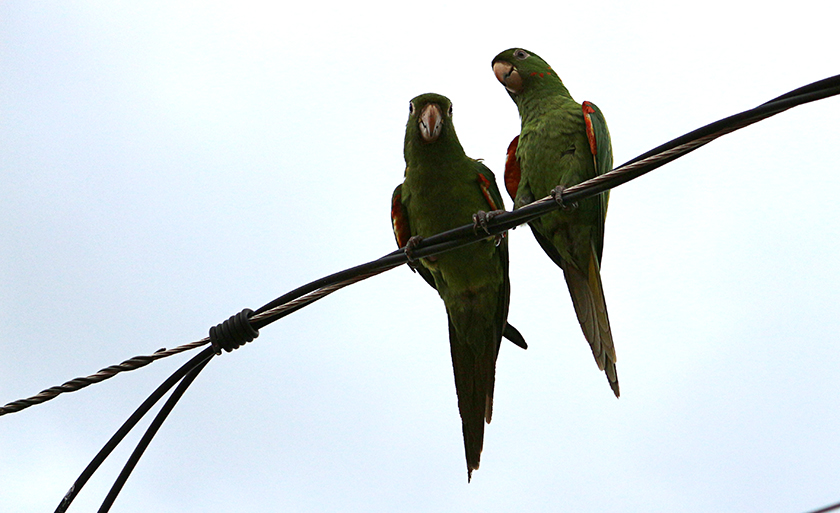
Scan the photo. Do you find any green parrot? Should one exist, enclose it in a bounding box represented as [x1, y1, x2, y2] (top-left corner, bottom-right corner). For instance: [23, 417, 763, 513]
[391, 93, 517, 480]
[491, 48, 619, 397]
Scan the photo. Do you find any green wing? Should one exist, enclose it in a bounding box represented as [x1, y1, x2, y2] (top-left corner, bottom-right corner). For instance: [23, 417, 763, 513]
[473, 161, 520, 351]
[474, 160, 507, 212]
[391, 183, 437, 290]
[582, 101, 613, 263]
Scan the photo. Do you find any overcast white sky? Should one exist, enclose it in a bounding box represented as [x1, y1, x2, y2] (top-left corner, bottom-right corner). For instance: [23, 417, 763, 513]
[2, 1, 839, 512]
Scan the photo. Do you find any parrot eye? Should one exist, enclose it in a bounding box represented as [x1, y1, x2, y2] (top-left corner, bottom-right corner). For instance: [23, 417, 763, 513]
[514, 49, 530, 60]
[448, 103, 453, 116]
[409, 101, 415, 115]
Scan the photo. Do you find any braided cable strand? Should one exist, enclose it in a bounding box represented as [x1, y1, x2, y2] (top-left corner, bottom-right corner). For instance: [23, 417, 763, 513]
[547, 128, 729, 206]
[0, 339, 209, 416]
[252, 267, 399, 326]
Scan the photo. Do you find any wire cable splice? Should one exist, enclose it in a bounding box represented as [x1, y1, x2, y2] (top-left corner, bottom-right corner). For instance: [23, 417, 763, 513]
[208, 308, 259, 354]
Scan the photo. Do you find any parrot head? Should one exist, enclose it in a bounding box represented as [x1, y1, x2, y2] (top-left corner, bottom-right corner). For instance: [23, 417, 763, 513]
[406, 93, 453, 143]
[404, 93, 464, 158]
[492, 48, 567, 100]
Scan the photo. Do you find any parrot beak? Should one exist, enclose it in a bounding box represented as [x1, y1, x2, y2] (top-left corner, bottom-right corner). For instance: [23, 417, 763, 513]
[419, 103, 443, 143]
[493, 61, 522, 94]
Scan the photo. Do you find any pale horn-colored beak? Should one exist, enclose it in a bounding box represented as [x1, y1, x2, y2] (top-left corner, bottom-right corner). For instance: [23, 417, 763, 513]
[493, 61, 522, 94]
[419, 103, 443, 142]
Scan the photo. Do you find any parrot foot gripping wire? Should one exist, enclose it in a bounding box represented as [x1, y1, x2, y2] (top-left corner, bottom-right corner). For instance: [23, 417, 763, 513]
[403, 235, 424, 271]
[550, 186, 577, 210]
[472, 210, 506, 246]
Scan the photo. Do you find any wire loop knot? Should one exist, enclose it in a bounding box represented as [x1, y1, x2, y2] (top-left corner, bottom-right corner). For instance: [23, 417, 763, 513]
[208, 309, 259, 355]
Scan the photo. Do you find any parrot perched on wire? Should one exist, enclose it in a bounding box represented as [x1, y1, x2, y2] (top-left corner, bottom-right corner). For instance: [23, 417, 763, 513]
[491, 48, 619, 397]
[390, 93, 521, 480]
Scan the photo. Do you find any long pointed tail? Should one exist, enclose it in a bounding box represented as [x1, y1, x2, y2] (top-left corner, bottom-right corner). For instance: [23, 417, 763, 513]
[447, 317, 498, 481]
[563, 252, 619, 397]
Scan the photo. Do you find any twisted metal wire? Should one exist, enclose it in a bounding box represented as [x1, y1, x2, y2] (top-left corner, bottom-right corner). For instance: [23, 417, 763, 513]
[251, 267, 399, 325]
[0, 340, 209, 416]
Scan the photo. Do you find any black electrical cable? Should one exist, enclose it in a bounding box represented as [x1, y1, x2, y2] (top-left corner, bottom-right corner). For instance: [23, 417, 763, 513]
[54, 347, 215, 513]
[807, 500, 840, 513]
[57, 307, 260, 511]
[97, 351, 213, 513]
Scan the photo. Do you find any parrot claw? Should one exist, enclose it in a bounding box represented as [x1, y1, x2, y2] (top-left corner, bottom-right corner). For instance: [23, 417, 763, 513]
[472, 210, 494, 234]
[473, 210, 506, 246]
[404, 235, 424, 266]
[550, 186, 577, 211]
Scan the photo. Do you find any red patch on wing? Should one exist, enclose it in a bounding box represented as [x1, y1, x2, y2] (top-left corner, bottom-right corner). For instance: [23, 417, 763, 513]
[504, 136, 520, 201]
[582, 101, 598, 156]
[391, 191, 411, 248]
[477, 174, 499, 211]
